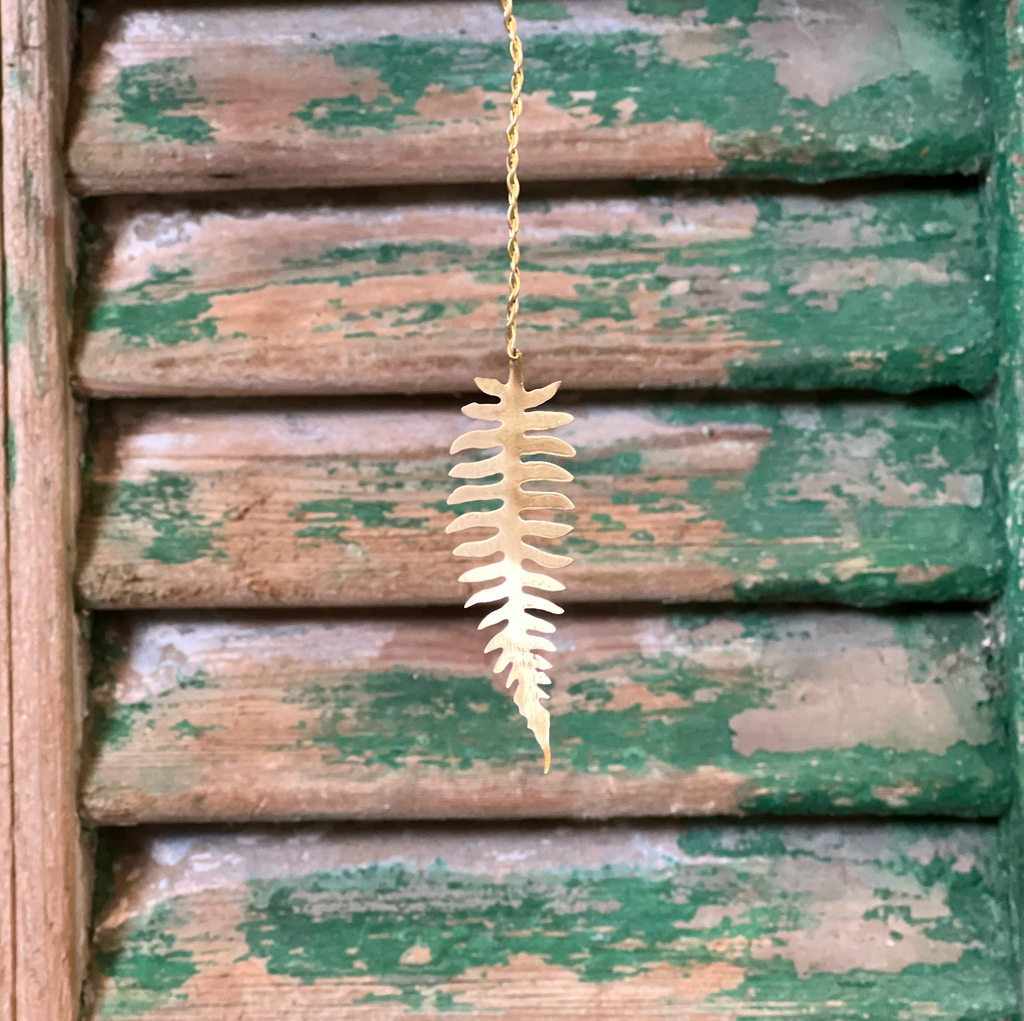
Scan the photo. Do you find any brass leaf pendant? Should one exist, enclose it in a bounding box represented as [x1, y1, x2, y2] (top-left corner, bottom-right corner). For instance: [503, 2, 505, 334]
[446, 358, 575, 772]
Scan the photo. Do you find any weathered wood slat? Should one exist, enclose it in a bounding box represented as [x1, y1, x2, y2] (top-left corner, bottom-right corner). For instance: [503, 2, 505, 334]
[0, 192, 13, 1021]
[73, 187, 998, 398]
[81, 609, 1010, 824]
[85, 821, 1015, 1020]
[4, 0, 87, 1015]
[76, 397, 1005, 610]
[67, 0, 989, 196]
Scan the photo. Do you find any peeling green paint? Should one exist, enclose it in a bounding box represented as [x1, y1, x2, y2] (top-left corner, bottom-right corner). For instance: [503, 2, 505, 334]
[169, 720, 226, 740]
[88, 823, 1017, 1019]
[283, 1, 987, 182]
[90, 701, 152, 753]
[115, 59, 215, 145]
[78, 394, 1006, 608]
[555, 397, 1003, 605]
[93, 903, 197, 1016]
[290, 497, 427, 541]
[516, 1, 570, 20]
[984, 0, 1024, 986]
[270, 609, 1010, 814]
[88, 471, 224, 564]
[86, 618, 216, 757]
[83, 267, 220, 348]
[77, 188, 998, 394]
[627, 0, 704, 14]
[282, 240, 471, 271]
[227, 825, 1011, 1016]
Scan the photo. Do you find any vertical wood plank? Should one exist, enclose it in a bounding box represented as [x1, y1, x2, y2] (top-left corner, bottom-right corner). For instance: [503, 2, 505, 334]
[2, 0, 81, 1015]
[0, 121, 16, 1021]
[992, 0, 1024, 1015]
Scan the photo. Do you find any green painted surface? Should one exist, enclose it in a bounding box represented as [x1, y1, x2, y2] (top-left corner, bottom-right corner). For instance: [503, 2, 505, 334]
[168, 720, 225, 740]
[70, 0, 992, 192]
[515, 1, 571, 19]
[282, 0, 988, 182]
[115, 59, 214, 145]
[291, 497, 428, 538]
[285, 615, 1008, 811]
[83, 267, 218, 349]
[238, 831, 1008, 1009]
[88, 823, 1016, 1019]
[987, 0, 1024, 1012]
[717, 189, 996, 393]
[93, 903, 198, 1016]
[76, 396, 1007, 609]
[75, 188, 999, 395]
[559, 398, 1004, 606]
[81, 609, 1012, 819]
[86, 470, 225, 565]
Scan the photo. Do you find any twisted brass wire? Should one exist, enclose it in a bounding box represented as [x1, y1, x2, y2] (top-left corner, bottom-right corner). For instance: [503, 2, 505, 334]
[502, 0, 523, 359]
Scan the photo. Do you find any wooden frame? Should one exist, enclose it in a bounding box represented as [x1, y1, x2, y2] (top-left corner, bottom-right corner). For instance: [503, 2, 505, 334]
[992, 0, 1024, 1005]
[1, 141, 14, 1021]
[2, 0, 86, 1016]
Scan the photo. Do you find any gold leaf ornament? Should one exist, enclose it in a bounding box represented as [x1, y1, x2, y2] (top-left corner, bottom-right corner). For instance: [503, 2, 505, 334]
[446, 359, 575, 772]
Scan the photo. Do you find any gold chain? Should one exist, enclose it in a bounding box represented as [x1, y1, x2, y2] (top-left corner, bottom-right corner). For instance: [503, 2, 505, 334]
[502, 0, 523, 359]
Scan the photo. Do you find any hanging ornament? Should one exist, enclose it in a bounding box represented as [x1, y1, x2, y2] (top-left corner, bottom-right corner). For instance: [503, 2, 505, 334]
[446, 0, 576, 773]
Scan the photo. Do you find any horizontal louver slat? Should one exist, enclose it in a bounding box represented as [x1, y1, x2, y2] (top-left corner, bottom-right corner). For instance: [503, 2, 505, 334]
[81, 609, 1009, 824]
[74, 188, 997, 398]
[68, 0, 988, 195]
[86, 821, 1015, 1020]
[77, 397, 1005, 609]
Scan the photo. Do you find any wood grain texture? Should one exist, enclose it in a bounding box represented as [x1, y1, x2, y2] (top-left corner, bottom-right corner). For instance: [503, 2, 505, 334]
[80, 608, 1010, 824]
[73, 186, 998, 398]
[3, 0, 85, 1014]
[76, 396, 1006, 610]
[0, 154, 14, 1021]
[66, 0, 989, 196]
[83, 821, 1016, 1020]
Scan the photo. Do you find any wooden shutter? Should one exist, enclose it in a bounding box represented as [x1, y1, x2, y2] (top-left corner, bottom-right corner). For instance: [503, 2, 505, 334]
[6, 0, 1024, 1018]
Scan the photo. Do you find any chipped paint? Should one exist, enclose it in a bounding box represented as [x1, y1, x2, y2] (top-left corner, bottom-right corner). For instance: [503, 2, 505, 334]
[983, 0, 1024, 980]
[73, 188, 997, 397]
[86, 822, 1017, 1019]
[80, 610, 1010, 822]
[114, 59, 215, 145]
[75, 396, 1005, 611]
[86, 470, 225, 565]
[67, 0, 989, 194]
